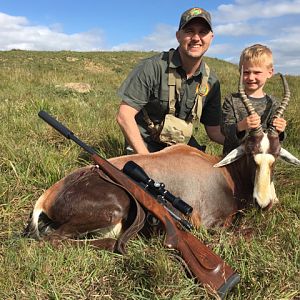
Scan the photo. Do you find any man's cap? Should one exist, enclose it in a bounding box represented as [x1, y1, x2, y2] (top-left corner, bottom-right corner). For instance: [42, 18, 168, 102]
[178, 7, 212, 31]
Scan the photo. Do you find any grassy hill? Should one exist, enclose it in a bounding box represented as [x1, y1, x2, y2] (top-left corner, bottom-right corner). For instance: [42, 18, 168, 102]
[0, 50, 299, 299]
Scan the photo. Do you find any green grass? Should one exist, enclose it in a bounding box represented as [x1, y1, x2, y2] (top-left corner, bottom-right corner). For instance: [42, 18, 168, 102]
[0, 50, 299, 299]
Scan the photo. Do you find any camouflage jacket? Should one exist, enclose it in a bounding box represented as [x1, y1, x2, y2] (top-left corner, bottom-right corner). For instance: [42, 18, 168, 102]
[221, 92, 285, 155]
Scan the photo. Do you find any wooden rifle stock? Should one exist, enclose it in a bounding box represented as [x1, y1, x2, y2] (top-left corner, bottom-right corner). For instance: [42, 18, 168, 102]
[38, 110, 240, 298]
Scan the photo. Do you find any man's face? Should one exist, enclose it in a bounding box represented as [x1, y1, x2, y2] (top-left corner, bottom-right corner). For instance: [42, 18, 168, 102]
[176, 18, 214, 59]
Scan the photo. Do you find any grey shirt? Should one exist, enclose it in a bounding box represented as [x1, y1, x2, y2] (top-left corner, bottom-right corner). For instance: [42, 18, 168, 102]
[118, 48, 221, 151]
[221, 92, 283, 155]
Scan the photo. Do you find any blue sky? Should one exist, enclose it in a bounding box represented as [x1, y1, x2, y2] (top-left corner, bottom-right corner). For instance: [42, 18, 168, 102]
[1, 0, 300, 75]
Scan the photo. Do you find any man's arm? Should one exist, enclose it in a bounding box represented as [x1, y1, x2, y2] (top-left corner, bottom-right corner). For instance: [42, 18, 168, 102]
[116, 102, 149, 154]
[205, 125, 224, 145]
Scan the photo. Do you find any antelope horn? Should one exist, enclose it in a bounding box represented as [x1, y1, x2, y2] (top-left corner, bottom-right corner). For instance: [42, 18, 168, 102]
[238, 65, 263, 136]
[268, 74, 290, 136]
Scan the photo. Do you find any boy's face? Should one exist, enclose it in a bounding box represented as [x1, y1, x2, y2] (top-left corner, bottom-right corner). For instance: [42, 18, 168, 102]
[242, 61, 273, 94]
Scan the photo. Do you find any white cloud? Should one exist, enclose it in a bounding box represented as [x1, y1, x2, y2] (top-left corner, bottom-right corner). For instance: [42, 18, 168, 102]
[111, 24, 177, 51]
[0, 12, 28, 28]
[265, 26, 300, 74]
[215, 22, 267, 36]
[208, 1, 300, 74]
[0, 12, 105, 51]
[0, 5, 299, 75]
[206, 43, 236, 57]
[215, 0, 300, 23]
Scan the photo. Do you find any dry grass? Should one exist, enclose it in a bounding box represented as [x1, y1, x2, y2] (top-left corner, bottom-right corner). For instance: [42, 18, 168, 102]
[0, 50, 299, 299]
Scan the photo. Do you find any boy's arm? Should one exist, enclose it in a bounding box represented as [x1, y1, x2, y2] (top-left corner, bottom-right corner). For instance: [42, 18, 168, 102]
[221, 95, 246, 146]
[204, 125, 224, 145]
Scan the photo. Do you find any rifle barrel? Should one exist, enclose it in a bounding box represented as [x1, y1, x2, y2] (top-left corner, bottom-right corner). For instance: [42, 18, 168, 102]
[38, 110, 97, 155]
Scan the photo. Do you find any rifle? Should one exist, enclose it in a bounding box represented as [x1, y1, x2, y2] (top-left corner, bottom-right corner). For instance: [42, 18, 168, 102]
[123, 160, 194, 232]
[38, 110, 240, 299]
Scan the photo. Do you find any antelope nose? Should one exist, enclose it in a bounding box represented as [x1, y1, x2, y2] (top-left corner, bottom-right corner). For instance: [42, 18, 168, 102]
[253, 197, 273, 210]
[263, 201, 273, 211]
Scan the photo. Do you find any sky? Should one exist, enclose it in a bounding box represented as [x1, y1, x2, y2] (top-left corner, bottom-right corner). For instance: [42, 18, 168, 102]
[0, 0, 300, 75]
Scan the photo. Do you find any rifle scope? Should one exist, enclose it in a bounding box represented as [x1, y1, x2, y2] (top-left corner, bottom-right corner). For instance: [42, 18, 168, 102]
[123, 161, 193, 216]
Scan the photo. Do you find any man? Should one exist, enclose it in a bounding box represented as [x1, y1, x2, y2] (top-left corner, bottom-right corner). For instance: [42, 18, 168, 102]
[117, 7, 224, 154]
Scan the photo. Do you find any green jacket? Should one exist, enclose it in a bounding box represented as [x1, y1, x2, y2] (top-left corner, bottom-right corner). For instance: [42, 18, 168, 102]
[118, 48, 221, 151]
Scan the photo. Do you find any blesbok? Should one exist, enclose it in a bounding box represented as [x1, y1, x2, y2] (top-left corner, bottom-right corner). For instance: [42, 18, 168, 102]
[24, 73, 300, 252]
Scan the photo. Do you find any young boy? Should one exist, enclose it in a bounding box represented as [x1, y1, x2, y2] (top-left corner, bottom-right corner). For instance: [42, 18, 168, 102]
[221, 44, 287, 155]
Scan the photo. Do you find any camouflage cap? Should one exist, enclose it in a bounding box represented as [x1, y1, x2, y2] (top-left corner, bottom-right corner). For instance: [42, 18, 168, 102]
[178, 7, 212, 31]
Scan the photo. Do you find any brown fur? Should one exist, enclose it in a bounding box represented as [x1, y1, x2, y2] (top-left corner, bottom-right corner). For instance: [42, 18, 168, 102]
[24, 138, 286, 247]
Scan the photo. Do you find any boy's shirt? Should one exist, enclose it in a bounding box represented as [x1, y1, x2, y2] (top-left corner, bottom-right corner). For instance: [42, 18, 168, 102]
[221, 93, 282, 155]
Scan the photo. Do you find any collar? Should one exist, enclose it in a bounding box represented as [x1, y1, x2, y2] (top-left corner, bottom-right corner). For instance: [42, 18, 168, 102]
[168, 48, 181, 69]
[169, 48, 205, 78]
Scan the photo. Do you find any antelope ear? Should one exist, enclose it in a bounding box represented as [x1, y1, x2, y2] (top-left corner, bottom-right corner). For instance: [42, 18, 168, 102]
[279, 148, 300, 166]
[214, 145, 245, 167]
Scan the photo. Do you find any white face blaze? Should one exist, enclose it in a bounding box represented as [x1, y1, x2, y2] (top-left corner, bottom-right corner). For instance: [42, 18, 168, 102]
[253, 133, 276, 208]
[215, 132, 300, 208]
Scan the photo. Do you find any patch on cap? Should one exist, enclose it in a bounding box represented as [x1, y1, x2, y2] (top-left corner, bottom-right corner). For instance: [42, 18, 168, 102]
[189, 8, 203, 17]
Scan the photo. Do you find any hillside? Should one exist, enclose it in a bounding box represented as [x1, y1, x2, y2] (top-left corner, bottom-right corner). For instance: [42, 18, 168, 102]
[0, 50, 299, 300]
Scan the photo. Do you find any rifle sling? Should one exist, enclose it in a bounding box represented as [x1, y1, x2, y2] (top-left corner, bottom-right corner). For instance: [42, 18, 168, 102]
[94, 166, 146, 254]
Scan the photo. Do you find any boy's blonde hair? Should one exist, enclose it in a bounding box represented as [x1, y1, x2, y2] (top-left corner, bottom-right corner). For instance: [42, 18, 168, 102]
[239, 44, 273, 70]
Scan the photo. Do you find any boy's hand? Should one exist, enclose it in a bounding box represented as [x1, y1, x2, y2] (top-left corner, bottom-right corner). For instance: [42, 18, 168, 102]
[272, 117, 286, 133]
[237, 113, 261, 132]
